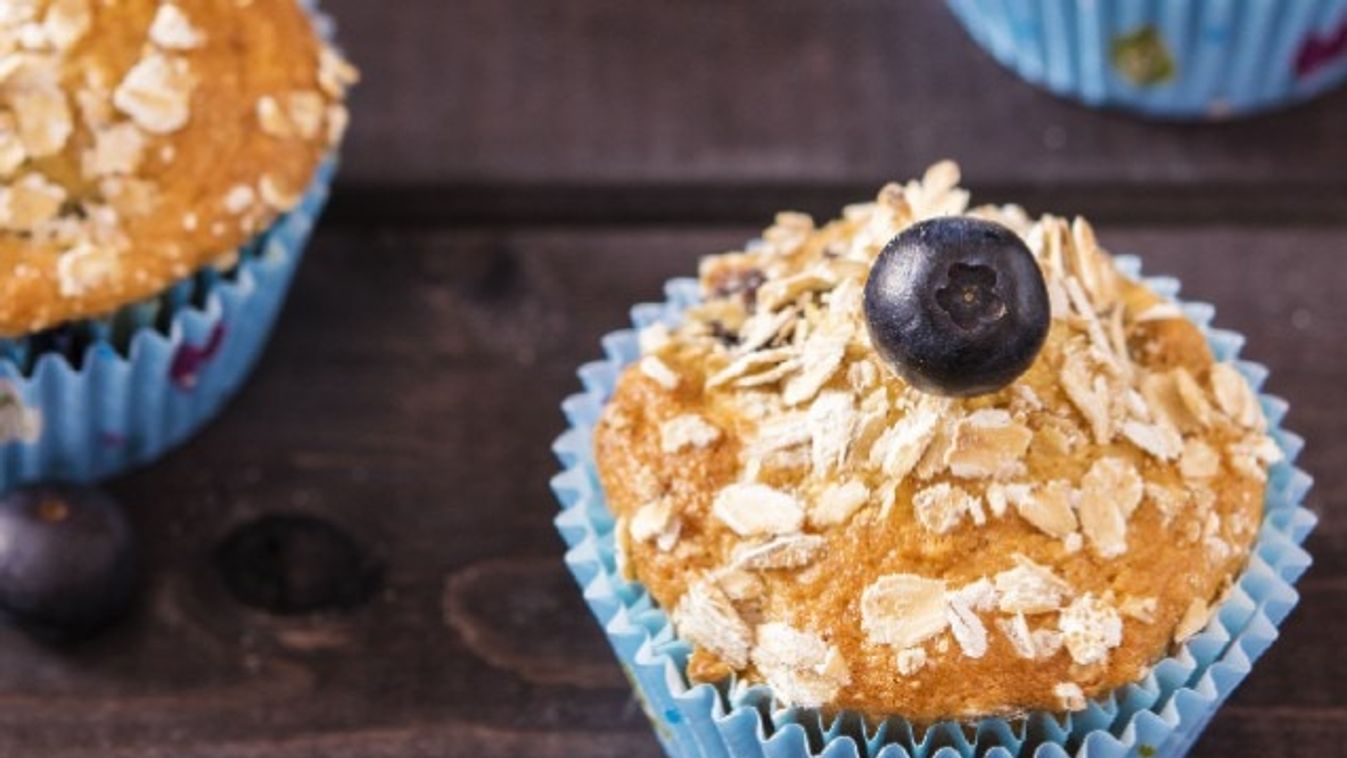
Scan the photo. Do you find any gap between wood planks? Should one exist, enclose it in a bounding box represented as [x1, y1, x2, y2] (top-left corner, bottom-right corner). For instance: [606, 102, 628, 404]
[321, 182, 1347, 230]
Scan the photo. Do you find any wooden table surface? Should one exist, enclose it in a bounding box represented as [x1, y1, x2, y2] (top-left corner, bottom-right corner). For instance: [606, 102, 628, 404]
[5, 1, 1345, 756]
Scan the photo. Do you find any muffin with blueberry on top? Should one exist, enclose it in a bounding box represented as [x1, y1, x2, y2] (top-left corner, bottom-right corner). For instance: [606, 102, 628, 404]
[592, 161, 1284, 723]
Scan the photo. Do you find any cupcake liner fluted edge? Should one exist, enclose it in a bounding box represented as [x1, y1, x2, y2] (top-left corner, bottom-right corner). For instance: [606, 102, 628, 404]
[550, 255, 1315, 758]
[944, 0, 1347, 120]
[0, 158, 336, 490]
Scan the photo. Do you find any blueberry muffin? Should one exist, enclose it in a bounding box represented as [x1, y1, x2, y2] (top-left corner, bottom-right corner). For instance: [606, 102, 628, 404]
[593, 162, 1281, 721]
[0, 0, 355, 336]
[0, 0, 356, 488]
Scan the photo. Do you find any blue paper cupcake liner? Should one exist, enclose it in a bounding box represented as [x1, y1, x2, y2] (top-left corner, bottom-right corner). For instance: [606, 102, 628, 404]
[0, 158, 336, 490]
[945, 0, 1347, 120]
[551, 255, 1315, 757]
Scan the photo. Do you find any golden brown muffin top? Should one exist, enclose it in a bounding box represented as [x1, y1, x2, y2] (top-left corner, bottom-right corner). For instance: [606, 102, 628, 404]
[594, 162, 1281, 722]
[0, 0, 356, 337]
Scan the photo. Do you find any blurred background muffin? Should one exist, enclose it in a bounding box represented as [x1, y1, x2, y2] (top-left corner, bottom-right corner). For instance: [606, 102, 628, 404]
[945, 0, 1347, 119]
[0, 0, 355, 487]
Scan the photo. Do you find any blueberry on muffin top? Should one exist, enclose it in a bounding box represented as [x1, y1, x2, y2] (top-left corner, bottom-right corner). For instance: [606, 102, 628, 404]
[864, 216, 1050, 397]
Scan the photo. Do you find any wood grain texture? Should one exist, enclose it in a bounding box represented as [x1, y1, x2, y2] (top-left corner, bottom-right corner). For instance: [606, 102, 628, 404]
[324, 0, 1347, 206]
[0, 223, 1336, 756]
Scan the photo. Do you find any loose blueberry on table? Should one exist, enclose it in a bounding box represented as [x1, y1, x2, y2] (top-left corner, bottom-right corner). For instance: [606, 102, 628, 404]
[0, 486, 139, 641]
[863, 217, 1050, 397]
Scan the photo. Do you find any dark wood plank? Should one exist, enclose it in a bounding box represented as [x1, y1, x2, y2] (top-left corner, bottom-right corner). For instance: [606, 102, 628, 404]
[324, 0, 1347, 219]
[322, 182, 1347, 230]
[0, 223, 1338, 756]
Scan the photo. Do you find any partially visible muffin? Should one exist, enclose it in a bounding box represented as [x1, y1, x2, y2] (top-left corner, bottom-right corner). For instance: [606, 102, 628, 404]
[946, 0, 1347, 119]
[0, 0, 356, 336]
[594, 162, 1280, 722]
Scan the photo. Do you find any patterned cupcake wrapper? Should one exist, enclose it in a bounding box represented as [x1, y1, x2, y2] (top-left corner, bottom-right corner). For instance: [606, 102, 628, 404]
[551, 255, 1315, 757]
[945, 0, 1347, 119]
[0, 158, 335, 490]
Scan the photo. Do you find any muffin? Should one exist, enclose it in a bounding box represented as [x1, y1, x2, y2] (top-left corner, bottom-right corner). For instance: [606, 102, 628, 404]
[945, 0, 1347, 120]
[0, 0, 355, 487]
[555, 162, 1313, 756]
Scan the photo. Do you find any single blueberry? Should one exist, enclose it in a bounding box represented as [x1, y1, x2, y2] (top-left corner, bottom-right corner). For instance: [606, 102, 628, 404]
[0, 485, 139, 641]
[863, 217, 1050, 397]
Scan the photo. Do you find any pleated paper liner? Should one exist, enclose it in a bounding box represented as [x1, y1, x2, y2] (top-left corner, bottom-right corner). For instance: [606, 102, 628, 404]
[552, 256, 1314, 757]
[945, 0, 1347, 120]
[0, 159, 335, 490]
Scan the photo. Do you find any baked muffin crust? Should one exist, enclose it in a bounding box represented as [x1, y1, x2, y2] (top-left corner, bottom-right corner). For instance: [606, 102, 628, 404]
[0, 0, 356, 336]
[594, 163, 1279, 721]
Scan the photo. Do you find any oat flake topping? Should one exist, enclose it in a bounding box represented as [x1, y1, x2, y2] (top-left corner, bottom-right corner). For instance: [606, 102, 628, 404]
[751, 622, 851, 708]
